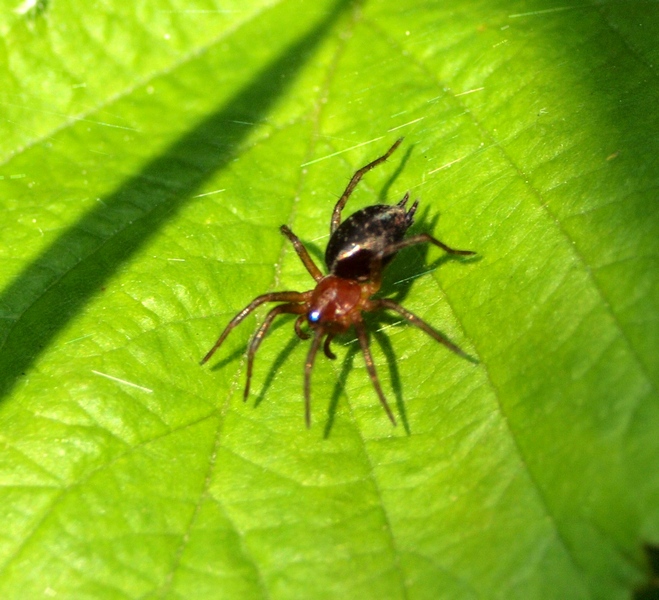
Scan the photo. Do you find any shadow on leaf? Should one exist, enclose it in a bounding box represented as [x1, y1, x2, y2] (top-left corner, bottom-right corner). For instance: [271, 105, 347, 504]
[0, 0, 354, 403]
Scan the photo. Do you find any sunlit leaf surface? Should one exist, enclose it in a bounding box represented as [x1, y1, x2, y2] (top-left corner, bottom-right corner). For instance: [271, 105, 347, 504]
[0, 0, 657, 598]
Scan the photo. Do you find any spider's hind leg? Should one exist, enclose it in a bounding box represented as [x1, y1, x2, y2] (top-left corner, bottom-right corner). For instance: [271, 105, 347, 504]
[367, 298, 474, 362]
[280, 225, 324, 282]
[330, 138, 404, 234]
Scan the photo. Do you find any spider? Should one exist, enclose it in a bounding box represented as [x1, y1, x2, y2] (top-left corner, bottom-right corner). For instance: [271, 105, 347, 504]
[201, 138, 475, 426]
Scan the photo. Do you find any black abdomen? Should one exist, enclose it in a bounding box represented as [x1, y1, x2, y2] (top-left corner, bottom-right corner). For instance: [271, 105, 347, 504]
[325, 202, 416, 280]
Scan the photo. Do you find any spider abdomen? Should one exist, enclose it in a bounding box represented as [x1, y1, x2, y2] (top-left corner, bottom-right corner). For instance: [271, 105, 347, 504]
[325, 201, 416, 280]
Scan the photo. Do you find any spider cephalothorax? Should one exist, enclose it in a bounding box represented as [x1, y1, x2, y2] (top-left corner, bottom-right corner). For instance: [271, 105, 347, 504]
[201, 138, 475, 426]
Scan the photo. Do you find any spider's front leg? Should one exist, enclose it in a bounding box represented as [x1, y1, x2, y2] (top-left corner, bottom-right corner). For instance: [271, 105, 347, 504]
[353, 319, 396, 425]
[243, 302, 307, 400]
[304, 329, 325, 428]
[200, 291, 308, 365]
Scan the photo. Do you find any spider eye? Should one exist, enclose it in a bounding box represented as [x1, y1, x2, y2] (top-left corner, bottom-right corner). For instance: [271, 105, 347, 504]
[308, 309, 321, 323]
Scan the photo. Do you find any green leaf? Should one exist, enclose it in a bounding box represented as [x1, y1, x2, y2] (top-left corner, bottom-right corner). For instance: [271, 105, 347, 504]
[0, 0, 657, 598]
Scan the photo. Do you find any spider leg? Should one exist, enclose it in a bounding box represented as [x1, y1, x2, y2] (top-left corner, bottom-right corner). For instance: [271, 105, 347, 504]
[381, 233, 476, 257]
[294, 314, 310, 340]
[200, 291, 309, 365]
[368, 298, 472, 361]
[244, 303, 307, 401]
[280, 225, 324, 282]
[323, 333, 337, 360]
[353, 319, 396, 425]
[304, 329, 324, 428]
[330, 138, 403, 234]
[365, 232, 475, 293]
